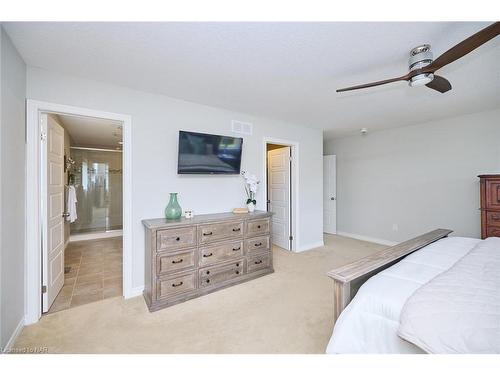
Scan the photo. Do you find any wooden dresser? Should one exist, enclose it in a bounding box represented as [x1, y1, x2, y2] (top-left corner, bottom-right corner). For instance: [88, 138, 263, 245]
[142, 211, 274, 311]
[479, 175, 500, 239]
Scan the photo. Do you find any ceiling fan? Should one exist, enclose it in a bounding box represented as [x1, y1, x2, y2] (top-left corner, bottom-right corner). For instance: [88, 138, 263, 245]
[336, 22, 500, 94]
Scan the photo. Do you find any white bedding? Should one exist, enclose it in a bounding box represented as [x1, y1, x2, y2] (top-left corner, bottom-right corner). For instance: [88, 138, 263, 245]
[325, 236, 481, 354]
[398, 237, 500, 353]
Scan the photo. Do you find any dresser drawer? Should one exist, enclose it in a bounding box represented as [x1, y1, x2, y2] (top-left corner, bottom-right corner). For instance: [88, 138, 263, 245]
[198, 221, 244, 244]
[156, 227, 196, 252]
[246, 218, 270, 237]
[199, 240, 244, 266]
[247, 252, 271, 273]
[157, 249, 196, 275]
[199, 259, 244, 288]
[486, 226, 500, 237]
[245, 235, 270, 254]
[484, 180, 500, 210]
[486, 211, 500, 227]
[157, 271, 197, 299]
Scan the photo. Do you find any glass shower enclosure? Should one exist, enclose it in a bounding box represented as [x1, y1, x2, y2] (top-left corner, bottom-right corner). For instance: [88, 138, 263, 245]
[69, 147, 123, 234]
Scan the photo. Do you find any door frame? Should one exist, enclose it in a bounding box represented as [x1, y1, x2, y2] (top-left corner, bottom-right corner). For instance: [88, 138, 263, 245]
[262, 137, 299, 252]
[25, 100, 133, 325]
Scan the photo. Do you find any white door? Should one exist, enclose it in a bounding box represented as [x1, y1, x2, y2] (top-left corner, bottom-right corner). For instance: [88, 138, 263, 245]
[323, 155, 337, 234]
[267, 147, 291, 250]
[41, 114, 65, 312]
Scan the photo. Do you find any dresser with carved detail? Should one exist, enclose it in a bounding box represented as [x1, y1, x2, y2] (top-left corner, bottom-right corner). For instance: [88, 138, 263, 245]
[142, 211, 273, 311]
[479, 175, 500, 239]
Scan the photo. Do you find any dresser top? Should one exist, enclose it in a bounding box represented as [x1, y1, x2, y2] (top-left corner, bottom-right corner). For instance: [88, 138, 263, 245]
[142, 210, 272, 229]
[478, 174, 500, 179]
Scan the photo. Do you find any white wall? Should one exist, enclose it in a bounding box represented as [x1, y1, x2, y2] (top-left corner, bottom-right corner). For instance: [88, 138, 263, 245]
[0, 27, 26, 349]
[324, 109, 500, 244]
[27, 67, 323, 291]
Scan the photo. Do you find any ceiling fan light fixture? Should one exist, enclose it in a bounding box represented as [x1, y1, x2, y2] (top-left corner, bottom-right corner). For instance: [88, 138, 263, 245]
[409, 73, 434, 87]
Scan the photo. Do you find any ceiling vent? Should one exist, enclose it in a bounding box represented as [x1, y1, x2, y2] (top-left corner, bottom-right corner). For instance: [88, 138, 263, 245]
[231, 120, 253, 136]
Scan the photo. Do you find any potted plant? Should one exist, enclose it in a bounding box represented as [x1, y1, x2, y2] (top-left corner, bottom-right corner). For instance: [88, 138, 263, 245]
[242, 171, 260, 212]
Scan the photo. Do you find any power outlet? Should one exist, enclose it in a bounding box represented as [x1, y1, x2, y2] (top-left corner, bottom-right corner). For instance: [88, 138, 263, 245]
[392, 224, 399, 232]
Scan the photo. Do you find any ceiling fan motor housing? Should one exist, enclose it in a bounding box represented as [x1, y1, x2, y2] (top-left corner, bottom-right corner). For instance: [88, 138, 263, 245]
[408, 44, 434, 86]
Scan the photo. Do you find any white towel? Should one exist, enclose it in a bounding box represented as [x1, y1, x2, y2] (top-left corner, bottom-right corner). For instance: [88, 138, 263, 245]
[67, 185, 78, 223]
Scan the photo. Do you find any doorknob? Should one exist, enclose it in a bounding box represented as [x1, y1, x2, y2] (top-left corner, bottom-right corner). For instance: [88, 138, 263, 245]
[62, 212, 70, 218]
[330, 197, 336, 201]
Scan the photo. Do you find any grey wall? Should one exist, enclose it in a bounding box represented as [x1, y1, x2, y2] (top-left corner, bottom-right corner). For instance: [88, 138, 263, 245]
[324, 109, 500, 243]
[27, 67, 323, 291]
[0, 27, 26, 348]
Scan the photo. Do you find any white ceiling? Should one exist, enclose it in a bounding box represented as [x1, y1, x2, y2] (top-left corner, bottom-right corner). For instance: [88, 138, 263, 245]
[5, 22, 500, 139]
[57, 114, 122, 149]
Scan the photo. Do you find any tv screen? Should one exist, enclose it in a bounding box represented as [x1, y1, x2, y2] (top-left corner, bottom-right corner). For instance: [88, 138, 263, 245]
[177, 131, 243, 174]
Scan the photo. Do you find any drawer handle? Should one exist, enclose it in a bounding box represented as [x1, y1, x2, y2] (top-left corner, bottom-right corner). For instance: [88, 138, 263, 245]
[171, 281, 184, 287]
[232, 247, 241, 251]
[254, 260, 263, 265]
[236, 263, 240, 267]
[235, 270, 240, 275]
[254, 242, 263, 247]
[232, 228, 241, 232]
[206, 270, 210, 275]
[203, 232, 213, 236]
[175, 237, 180, 241]
[203, 252, 213, 258]
[206, 279, 210, 284]
[257, 225, 261, 229]
[171, 259, 184, 264]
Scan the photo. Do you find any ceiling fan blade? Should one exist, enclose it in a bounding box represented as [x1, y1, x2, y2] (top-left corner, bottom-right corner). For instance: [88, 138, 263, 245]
[425, 75, 452, 93]
[336, 74, 410, 92]
[424, 22, 500, 73]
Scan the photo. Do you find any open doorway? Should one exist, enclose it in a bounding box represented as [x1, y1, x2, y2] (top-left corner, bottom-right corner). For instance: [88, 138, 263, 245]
[41, 113, 124, 313]
[263, 139, 298, 252]
[25, 101, 132, 324]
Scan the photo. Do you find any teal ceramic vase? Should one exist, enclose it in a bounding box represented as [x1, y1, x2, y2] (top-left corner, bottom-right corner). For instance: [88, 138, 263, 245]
[165, 193, 182, 220]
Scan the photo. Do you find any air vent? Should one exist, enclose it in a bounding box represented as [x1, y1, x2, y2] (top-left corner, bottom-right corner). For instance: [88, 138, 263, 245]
[231, 120, 253, 135]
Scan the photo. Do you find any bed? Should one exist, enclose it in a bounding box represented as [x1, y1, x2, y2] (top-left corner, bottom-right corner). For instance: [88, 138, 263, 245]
[325, 229, 500, 354]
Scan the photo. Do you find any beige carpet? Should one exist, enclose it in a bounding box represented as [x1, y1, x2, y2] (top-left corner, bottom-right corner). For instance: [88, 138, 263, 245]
[14, 234, 384, 353]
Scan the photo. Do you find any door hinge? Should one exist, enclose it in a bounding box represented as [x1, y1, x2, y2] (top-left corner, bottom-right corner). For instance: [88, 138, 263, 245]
[42, 285, 47, 294]
[289, 235, 293, 241]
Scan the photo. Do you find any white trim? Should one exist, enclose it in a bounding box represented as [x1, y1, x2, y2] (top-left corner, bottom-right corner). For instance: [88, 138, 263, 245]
[296, 241, 325, 252]
[262, 137, 299, 252]
[2, 317, 24, 353]
[70, 230, 123, 242]
[70, 146, 122, 152]
[125, 285, 144, 299]
[25, 100, 133, 325]
[336, 231, 398, 246]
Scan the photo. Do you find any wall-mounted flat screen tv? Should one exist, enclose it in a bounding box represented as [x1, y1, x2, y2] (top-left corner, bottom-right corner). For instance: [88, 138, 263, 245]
[177, 131, 243, 174]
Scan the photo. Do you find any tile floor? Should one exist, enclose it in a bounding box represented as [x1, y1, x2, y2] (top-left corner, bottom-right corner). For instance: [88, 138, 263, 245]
[48, 236, 123, 313]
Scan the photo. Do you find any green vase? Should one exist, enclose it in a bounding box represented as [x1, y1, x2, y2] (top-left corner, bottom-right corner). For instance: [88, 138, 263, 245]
[165, 193, 182, 220]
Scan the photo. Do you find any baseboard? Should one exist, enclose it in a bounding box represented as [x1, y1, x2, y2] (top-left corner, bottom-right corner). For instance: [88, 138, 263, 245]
[336, 231, 397, 246]
[296, 241, 324, 252]
[124, 285, 144, 299]
[70, 230, 123, 242]
[2, 317, 24, 353]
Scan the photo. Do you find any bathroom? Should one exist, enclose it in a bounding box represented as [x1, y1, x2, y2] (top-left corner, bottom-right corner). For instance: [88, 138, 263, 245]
[46, 113, 124, 313]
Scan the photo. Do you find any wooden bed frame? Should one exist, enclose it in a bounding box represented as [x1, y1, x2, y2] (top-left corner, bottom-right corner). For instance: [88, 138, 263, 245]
[327, 228, 453, 325]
